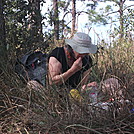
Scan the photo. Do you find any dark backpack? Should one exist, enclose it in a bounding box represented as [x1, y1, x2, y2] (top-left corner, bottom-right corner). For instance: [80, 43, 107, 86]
[15, 51, 47, 86]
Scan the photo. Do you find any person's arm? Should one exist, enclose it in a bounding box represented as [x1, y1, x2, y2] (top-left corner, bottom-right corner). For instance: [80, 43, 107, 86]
[48, 56, 82, 85]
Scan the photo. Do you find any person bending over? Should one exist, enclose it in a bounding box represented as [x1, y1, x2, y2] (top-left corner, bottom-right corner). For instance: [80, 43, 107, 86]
[48, 32, 97, 90]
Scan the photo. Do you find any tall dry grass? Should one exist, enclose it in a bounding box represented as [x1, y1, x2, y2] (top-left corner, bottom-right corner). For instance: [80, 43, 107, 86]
[0, 38, 134, 134]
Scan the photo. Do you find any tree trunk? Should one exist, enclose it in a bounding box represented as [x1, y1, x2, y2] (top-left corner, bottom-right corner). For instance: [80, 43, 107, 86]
[28, 0, 43, 45]
[53, 0, 59, 40]
[118, 0, 126, 38]
[0, 0, 7, 60]
[71, 0, 76, 37]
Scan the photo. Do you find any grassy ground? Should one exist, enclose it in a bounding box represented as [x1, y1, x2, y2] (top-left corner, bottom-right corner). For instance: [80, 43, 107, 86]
[0, 39, 134, 134]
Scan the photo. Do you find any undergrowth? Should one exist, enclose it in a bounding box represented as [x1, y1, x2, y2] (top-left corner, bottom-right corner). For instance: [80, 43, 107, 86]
[0, 39, 134, 134]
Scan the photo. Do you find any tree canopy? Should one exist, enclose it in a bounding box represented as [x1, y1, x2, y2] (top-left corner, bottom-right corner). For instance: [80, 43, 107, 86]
[0, 0, 133, 59]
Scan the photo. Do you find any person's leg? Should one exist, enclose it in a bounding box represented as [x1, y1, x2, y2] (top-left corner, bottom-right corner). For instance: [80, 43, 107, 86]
[27, 80, 44, 91]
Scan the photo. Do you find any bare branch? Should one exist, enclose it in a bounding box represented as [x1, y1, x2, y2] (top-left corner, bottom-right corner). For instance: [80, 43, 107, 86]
[106, 10, 119, 16]
[123, 4, 134, 11]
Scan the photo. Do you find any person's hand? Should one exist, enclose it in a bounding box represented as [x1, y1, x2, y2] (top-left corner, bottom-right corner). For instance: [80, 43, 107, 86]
[81, 81, 98, 91]
[87, 81, 98, 87]
[70, 57, 82, 73]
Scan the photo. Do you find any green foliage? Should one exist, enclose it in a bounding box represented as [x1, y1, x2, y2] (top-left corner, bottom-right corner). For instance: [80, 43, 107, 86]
[87, 0, 134, 39]
[3, 0, 46, 57]
[4, 0, 29, 54]
[88, 9, 110, 25]
[58, 0, 66, 9]
[105, 5, 112, 12]
[123, 8, 134, 33]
